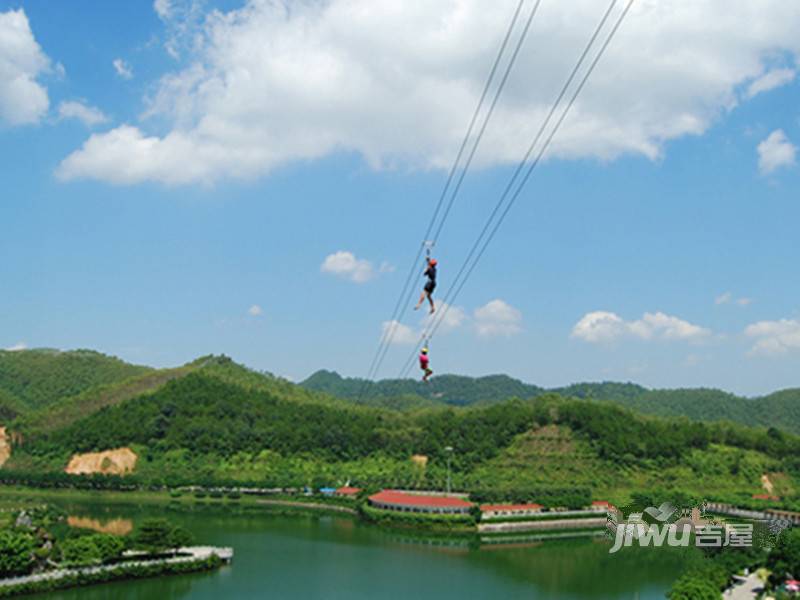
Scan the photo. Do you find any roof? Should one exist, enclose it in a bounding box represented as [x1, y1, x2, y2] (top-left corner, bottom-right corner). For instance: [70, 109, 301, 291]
[369, 490, 473, 509]
[480, 503, 544, 512]
[592, 501, 612, 507]
[752, 494, 780, 500]
[335, 486, 362, 495]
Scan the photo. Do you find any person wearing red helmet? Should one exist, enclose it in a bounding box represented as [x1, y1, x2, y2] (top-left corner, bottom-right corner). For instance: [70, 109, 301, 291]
[414, 257, 437, 314]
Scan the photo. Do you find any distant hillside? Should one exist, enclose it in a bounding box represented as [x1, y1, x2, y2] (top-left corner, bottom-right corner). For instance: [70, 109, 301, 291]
[301, 370, 800, 434]
[6, 362, 800, 509]
[301, 370, 543, 407]
[0, 349, 150, 414]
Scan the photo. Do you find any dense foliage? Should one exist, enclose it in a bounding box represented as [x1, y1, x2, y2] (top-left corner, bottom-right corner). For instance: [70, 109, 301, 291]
[60, 533, 125, 567]
[133, 519, 193, 554]
[302, 370, 543, 407]
[0, 349, 149, 414]
[0, 530, 35, 577]
[302, 370, 800, 434]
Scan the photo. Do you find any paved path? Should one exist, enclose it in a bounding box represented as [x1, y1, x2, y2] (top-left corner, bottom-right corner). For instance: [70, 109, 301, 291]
[723, 573, 763, 600]
[0, 546, 232, 589]
[255, 499, 357, 514]
[479, 517, 606, 533]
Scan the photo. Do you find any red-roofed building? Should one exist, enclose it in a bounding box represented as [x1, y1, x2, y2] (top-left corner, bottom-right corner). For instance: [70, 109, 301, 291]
[480, 503, 544, 520]
[335, 486, 362, 497]
[752, 494, 780, 501]
[368, 490, 473, 514]
[590, 501, 614, 512]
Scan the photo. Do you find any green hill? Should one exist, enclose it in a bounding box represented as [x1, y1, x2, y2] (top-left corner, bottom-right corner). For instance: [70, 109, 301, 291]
[301, 370, 543, 407]
[0, 349, 150, 414]
[302, 370, 800, 434]
[5, 360, 800, 510]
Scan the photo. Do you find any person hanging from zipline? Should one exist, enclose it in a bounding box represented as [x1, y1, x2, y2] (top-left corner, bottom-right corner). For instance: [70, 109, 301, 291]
[414, 257, 437, 314]
[419, 346, 433, 382]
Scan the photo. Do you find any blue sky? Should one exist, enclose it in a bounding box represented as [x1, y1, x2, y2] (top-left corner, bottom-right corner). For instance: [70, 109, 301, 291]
[1, 0, 800, 395]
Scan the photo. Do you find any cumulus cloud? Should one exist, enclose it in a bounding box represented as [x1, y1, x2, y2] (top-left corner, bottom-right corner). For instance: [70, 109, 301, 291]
[0, 9, 51, 126]
[320, 251, 375, 283]
[57, 0, 800, 185]
[4, 342, 27, 352]
[715, 292, 732, 305]
[153, 0, 172, 20]
[715, 291, 752, 307]
[381, 320, 418, 345]
[381, 302, 467, 346]
[57, 100, 109, 127]
[424, 302, 467, 334]
[757, 129, 797, 174]
[112, 58, 133, 80]
[745, 319, 800, 355]
[745, 67, 796, 98]
[248, 304, 263, 316]
[572, 310, 711, 343]
[474, 299, 522, 337]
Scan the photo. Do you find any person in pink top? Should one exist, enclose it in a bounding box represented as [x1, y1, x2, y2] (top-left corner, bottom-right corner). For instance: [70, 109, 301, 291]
[419, 347, 433, 382]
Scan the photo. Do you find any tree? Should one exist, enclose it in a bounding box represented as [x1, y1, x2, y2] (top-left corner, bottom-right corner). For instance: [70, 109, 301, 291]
[167, 526, 193, 552]
[92, 534, 125, 563]
[767, 528, 800, 586]
[667, 575, 722, 600]
[60, 536, 102, 566]
[134, 518, 174, 554]
[0, 530, 35, 577]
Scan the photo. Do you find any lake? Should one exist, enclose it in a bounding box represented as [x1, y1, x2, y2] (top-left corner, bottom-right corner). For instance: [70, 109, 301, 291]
[28, 500, 694, 599]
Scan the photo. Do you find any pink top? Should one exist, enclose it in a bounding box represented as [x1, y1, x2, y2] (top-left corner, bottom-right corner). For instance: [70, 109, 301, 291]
[419, 354, 429, 368]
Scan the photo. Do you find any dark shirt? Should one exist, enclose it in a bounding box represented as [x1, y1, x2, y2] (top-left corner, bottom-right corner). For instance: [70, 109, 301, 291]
[425, 264, 437, 283]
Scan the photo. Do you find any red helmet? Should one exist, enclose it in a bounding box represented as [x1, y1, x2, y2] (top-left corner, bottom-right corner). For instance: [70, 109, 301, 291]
[428, 258, 437, 266]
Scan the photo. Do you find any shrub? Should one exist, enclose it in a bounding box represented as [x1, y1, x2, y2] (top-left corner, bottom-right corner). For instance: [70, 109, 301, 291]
[0, 530, 35, 577]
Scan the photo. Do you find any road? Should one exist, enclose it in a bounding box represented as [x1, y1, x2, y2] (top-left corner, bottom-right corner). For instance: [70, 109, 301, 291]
[723, 573, 763, 600]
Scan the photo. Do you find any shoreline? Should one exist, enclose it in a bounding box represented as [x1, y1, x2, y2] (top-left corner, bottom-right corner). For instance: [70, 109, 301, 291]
[0, 548, 229, 598]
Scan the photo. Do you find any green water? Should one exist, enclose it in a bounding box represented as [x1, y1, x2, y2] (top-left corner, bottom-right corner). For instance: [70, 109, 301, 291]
[30, 501, 695, 599]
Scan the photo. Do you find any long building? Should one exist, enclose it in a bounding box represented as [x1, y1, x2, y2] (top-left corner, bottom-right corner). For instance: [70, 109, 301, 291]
[480, 503, 544, 520]
[368, 490, 473, 515]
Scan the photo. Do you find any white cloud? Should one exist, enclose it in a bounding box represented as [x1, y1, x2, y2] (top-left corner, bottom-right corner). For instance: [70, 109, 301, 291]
[248, 304, 263, 316]
[320, 251, 374, 283]
[745, 67, 795, 98]
[474, 299, 522, 337]
[57, 100, 109, 127]
[381, 320, 418, 346]
[715, 291, 752, 307]
[112, 58, 133, 80]
[0, 9, 51, 126]
[572, 310, 710, 343]
[425, 302, 467, 334]
[154, 0, 172, 20]
[57, 1, 800, 185]
[757, 129, 796, 174]
[382, 301, 466, 346]
[715, 292, 732, 305]
[745, 319, 800, 355]
[4, 342, 27, 352]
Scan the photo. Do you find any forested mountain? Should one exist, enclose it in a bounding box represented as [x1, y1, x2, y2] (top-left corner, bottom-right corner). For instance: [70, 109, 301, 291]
[2, 352, 800, 508]
[301, 370, 800, 434]
[301, 370, 543, 406]
[0, 349, 150, 416]
[5, 360, 800, 509]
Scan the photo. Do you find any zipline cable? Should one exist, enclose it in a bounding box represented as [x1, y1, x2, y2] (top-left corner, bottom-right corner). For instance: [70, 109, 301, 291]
[399, 0, 634, 378]
[358, 0, 543, 391]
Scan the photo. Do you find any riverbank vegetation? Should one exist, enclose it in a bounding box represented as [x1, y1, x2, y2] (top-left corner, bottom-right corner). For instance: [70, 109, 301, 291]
[0, 502, 226, 597]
